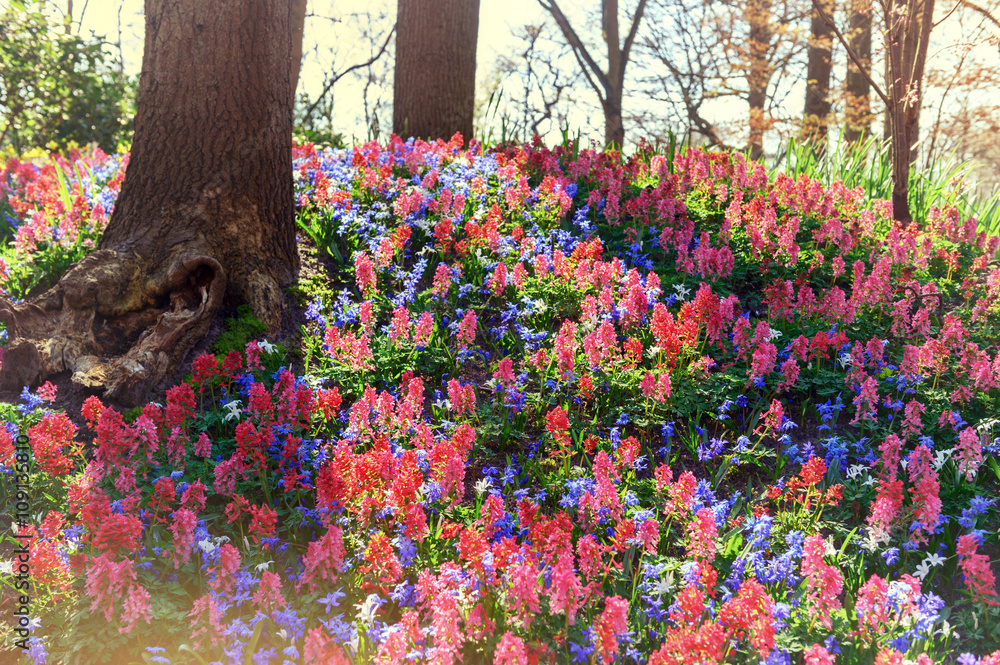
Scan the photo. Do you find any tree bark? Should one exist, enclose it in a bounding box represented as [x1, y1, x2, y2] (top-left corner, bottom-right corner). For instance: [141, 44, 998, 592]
[903, 0, 935, 165]
[290, 0, 307, 98]
[844, 0, 872, 144]
[0, 0, 298, 404]
[747, 0, 773, 161]
[393, 0, 480, 141]
[802, 0, 833, 146]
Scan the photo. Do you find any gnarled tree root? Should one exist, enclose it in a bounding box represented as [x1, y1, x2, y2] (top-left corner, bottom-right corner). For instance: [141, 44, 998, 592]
[0, 249, 225, 407]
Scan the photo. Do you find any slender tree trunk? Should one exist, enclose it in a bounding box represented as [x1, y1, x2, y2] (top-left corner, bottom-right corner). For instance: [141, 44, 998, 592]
[747, 0, 773, 161]
[844, 0, 872, 144]
[0, 0, 298, 404]
[886, 0, 912, 223]
[603, 0, 625, 146]
[393, 0, 480, 141]
[904, 0, 935, 165]
[802, 0, 834, 146]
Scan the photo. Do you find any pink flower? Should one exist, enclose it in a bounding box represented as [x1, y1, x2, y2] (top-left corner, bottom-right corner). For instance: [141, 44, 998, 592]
[748, 341, 777, 386]
[494, 631, 527, 665]
[189, 593, 226, 649]
[593, 596, 629, 665]
[431, 263, 453, 297]
[907, 445, 941, 543]
[355, 251, 377, 295]
[686, 508, 718, 562]
[506, 561, 542, 627]
[118, 584, 152, 634]
[170, 508, 198, 569]
[494, 357, 515, 386]
[389, 306, 410, 342]
[641, 372, 656, 398]
[193, 432, 212, 457]
[413, 311, 434, 347]
[490, 261, 508, 296]
[955, 426, 983, 481]
[776, 357, 799, 392]
[957, 534, 999, 605]
[252, 570, 287, 612]
[457, 308, 478, 349]
[803, 644, 835, 665]
[297, 526, 345, 592]
[84, 554, 136, 622]
[549, 552, 585, 624]
[801, 534, 843, 629]
[851, 376, 879, 424]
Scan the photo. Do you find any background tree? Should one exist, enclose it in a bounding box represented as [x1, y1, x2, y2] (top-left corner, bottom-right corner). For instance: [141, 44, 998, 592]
[802, 0, 834, 144]
[537, 0, 648, 147]
[0, 1, 134, 152]
[633, 0, 730, 147]
[843, 0, 873, 143]
[814, 0, 935, 221]
[480, 22, 582, 142]
[0, 0, 300, 404]
[393, 0, 480, 141]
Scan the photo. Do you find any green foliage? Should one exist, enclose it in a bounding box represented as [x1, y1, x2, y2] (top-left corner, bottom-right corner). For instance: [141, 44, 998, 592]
[210, 305, 267, 357]
[0, 1, 135, 152]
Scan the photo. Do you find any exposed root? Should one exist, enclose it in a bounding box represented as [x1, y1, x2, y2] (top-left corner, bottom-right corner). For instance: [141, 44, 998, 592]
[0, 249, 225, 406]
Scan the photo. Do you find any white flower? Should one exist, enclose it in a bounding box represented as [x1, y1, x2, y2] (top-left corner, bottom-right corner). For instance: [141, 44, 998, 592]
[837, 353, 851, 369]
[768, 327, 782, 341]
[914, 560, 932, 580]
[348, 626, 360, 653]
[255, 561, 272, 572]
[197, 538, 215, 554]
[846, 464, 865, 480]
[356, 594, 382, 625]
[646, 346, 661, 359]
[652, 576, 673, 597]
[258, 340, 276, 354]
[474, 478, 493, 496]
[933, 449, 952, 471]
[0, 560, 12, 575]
[925, 552, 946, 567]
[222, 400, 243, 423]
[673, 284, 690, 301]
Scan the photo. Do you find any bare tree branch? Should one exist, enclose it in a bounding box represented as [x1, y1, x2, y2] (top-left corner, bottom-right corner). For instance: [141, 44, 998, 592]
[620, 0, 649, 73]
[537, 0, 611, 95]
[957, 0, 1000, 29]
[301, 25, 395, 125]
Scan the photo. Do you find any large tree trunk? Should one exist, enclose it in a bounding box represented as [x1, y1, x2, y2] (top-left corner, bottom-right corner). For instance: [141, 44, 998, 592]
[844, 0, 872, 144]
[802, 0, 833, 146]
[393, 0, 480, 141]
[0, 0, 298, 405]
[747, 0, 773, 161]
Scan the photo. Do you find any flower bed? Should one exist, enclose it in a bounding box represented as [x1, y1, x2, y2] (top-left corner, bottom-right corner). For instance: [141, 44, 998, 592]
[2, 134, 1000, 664]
